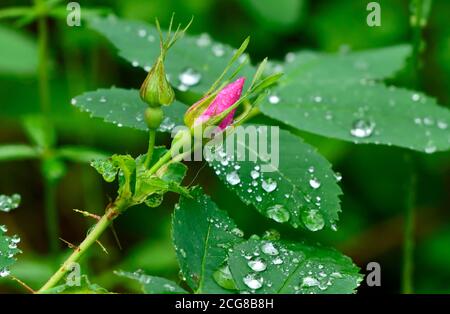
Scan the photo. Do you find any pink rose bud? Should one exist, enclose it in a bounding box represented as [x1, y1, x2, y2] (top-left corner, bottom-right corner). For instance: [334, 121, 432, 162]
[184, 77, 245, 130]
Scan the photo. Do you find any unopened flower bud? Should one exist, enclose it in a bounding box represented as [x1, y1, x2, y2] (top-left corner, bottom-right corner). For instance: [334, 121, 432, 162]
[140, 57, 175, 107]
[184, 77, 245, 130]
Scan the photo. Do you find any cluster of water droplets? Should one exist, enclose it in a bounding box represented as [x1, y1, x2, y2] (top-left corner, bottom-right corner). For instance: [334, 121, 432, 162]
[0, 194, 21, 212]
[90, 159, 117, 182]
[0, 230, 21, 278]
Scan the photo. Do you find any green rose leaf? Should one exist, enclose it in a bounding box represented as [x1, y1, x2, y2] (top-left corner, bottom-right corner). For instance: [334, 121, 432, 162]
[172, 187, 244, 293]
[206, 126, 342, 231]
[73, 88, 187, 132]
[228, 238, 362, 294]
[115, 270, 187, 294]
[89, 16, 255, 95]
[260, 46, 450, 152]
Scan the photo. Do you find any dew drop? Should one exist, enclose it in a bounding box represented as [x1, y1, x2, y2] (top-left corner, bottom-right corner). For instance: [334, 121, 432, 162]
[212, 44, 225, 57]
[196, 33, 211, 47]
[313, 96, 322, 103]
[285, 52, 296, 63]
[70, 98, 77, 105]
[272, 257, 283, 265]
[137, 29, 147, 37]
[309, 178, 321, 189]
[425, 145, 437, 154]
[243, 273, 263, 290]
[301, 209, 325, 232]
[350, 119, 375, 138]
[250, 170, 260, 179]
[231, 227, 244, 238]
[437, 121, 448, 130]
[248, 257, 267, 272]
[261, 178, 277, 193]
[131, 60, 139, 67]
[261, 242, 279, 256]
[0, 268, 10, 278]
[226, 171, 241, 185]
[268, 95, 280, 104]
[412, 93, 421, 102]
[178, 68, 202, 87]
[266, 205, 290, 223]
[302, 276, 319, 287]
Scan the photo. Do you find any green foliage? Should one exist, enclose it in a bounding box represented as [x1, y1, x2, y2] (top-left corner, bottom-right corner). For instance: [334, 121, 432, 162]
[241, 0, 305, 29]
[207, 127, 342, 231]
[0, 195, 22, 278]
[115, 270, 187, 294]
[260, 46, 450, 152]
[89, 16, 255, 94]
[91, 149, 189, 205]
[172, 187, 244, 293]
[0, 145, 39, 161]
[227, 238, 362, 294]
[73, 88, 186, 132]
[170, 187, 361, 294]
[0, 25, 37, 75]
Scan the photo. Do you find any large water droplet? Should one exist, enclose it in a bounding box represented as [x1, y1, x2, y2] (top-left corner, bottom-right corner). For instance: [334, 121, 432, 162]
[178, 68, 202, 87]
[268, 95, 280, 104]
[248, 257, 267, 272]
[266, 205, 290, 223]
[309, 178, 321, 189]
[302, 276, 319, 287]
[243, 273, 264, 290]
[226, 171, 241, 185]
[261, 242, 279, 256]
[301, 209, 325, 232]
[0, 268, 10, 278]
[250, 170, 260, 179]
[262, 178, 277, 193]
[350, 119, 375, 138]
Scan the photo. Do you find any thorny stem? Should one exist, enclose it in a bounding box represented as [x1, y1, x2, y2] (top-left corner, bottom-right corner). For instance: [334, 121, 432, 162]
[37, 198, 130, 293]
[10, 275, 35, 294]
[37, 145, 175, 292]
[37, 84, 262, 292]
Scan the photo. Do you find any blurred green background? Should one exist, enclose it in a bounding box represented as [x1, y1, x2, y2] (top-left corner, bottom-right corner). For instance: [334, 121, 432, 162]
[0, 0, 449, 293]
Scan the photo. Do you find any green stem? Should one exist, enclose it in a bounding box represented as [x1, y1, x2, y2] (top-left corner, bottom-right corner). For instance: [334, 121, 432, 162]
[400, 0, 428, 294]
[402, 155, 416, 294]
[43, 177, 59, 254]
[35, 0, 50, 115]
[148, 150, 172, 174]
[35, 0, 59, 253]
[144, 130, 156, 169]
[37, 198, 129, 293]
